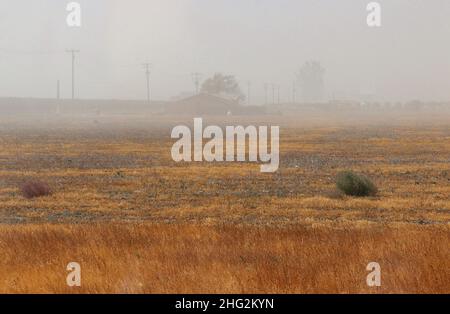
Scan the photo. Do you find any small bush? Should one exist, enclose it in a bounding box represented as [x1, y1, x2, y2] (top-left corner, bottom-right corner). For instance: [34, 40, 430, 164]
[336, 171, 378, 197]
[20, 180, 52, 199]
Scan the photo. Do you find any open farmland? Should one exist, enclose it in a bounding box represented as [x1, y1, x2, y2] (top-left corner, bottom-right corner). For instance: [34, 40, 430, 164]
[0, 112, 449, 293]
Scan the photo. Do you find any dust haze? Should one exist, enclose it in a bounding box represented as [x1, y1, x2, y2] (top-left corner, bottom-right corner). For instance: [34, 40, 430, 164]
[0, 0, 449, 104]
[0, 1, 449, 295]
[0, 1, 449, 125]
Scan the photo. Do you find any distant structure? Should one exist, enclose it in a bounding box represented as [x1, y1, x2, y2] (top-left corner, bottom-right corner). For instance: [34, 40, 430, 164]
[272, 84, 275, 104]
[56, 80, 61, 115]
[191, 72, 202, 95]
[277, 85, 280, 104]
[247, 81, 251, 105]
[66, 49, 80, 99]
[292, 81, 296, 103]
[164, 93, 265, 116]
[264, 83, 268, 105]
[142, 63, 152, 103]
[56, 80, 60, 100]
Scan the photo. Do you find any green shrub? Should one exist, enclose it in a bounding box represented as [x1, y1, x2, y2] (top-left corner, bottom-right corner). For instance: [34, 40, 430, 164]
[335, 171, 378, 197]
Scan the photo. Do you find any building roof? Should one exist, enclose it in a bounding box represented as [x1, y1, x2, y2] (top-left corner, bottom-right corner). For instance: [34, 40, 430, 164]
[165, 93, 240, 115]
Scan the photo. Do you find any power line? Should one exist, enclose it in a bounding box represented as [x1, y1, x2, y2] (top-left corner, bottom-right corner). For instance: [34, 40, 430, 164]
[66, 49, 80, 99]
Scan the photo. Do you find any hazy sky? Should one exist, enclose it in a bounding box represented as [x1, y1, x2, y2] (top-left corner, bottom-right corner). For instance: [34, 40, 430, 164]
[0, 0, 449, 102]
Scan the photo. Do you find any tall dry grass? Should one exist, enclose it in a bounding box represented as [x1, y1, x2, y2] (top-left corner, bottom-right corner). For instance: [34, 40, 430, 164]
[0, 223, 448, 293]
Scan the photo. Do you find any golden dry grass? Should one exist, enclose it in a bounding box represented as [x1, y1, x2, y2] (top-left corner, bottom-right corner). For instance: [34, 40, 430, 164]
[0, 114, 449, 293]
[0, 223, 448, 294]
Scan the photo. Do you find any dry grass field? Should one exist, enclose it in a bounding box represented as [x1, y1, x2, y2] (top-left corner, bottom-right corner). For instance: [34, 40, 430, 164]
[0, 112, 449, 293]
[0, 223, 448, 294]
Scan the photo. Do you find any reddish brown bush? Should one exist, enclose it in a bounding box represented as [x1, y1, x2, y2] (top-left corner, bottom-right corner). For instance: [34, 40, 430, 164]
[20, 181, 52, 199]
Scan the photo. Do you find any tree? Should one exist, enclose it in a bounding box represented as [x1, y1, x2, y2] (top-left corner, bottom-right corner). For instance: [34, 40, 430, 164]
[297, 61, 325, 103]
[201, 73, 245, 102]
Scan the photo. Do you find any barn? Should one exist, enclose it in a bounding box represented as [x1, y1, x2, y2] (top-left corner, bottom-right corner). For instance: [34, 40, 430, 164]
[165, 93, 239, 115]
[164, 93, 265, 116]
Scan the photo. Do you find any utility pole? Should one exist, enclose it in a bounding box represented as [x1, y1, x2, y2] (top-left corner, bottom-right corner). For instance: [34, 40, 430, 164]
[272, 83, 275, 105]
[277, 85, 280, 104]
[66, 49, 79, 99]
[264, 83, 268, 105]
[56, 80, 61, 115]
[191, 72, 202, 94]
[142, 63, 152, 103]
[292, 81, 296, 104]
[264, 83, 269, 106]
[247, 81, 251, 105]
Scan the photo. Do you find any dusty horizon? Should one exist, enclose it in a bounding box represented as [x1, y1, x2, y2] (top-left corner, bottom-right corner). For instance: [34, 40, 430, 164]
[0, 0, 449, 103]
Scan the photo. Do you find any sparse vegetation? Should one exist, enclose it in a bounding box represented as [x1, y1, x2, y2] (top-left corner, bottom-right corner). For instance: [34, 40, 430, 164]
[0, 115, 449, 293]
[336, 171, 378, 197]
[20, 180, 52, 199]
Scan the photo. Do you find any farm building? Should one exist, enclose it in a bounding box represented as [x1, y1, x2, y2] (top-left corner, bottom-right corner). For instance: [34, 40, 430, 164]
[164, 93, 265, 116]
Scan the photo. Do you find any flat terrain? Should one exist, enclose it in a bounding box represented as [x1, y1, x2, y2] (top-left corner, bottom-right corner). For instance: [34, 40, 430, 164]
[0, 223, 448, 293]
[0, 112, 449, 293]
